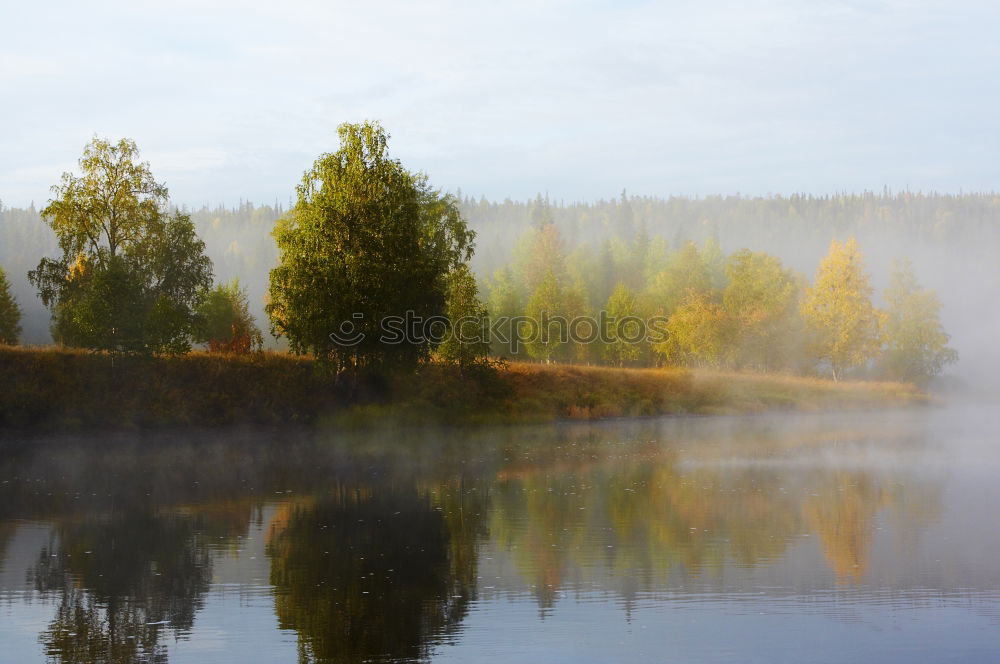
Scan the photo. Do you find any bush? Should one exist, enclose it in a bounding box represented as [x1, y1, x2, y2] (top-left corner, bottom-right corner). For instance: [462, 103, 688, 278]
[194, 280, 264, 354]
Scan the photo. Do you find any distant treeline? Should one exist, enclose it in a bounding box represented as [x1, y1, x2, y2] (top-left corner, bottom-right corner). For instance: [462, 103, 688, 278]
[3, 189, 997, 347]
[462, 190, 1000, 274]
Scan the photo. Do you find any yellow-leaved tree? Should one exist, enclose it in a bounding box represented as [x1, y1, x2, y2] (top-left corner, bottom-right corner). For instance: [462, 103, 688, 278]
[657, 290, 731, 368]
[800, 238, 882, 381]
[722, 249, 801, 372]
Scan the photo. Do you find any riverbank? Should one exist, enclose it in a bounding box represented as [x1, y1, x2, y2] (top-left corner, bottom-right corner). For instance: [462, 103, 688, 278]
[0, 346, 928, 431]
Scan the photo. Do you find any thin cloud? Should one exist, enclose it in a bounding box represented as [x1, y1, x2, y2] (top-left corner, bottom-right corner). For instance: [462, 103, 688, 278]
[1, 0, 999, 206]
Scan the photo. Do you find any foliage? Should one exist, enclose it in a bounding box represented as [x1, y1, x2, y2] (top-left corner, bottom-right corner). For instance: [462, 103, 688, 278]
[437, 264, 490, 372]
[453, 190, 1000, 281]
[602, 283, 642, 366]
[28, 138, 212, 354]
[700, 235, 727, 290]
[40, 137, 168, 262]
[880, 260, 958, 385]
[658, 290, 731, 368]
[266, 121, 474, 373]
[1, 190, 984, 369]
[0, 265, 21, 344]
[723, 249, 802, 371]
[524, 270, 567, 363]
[645, 241, 712, 318]
[800, 238, 882, 380]
[519, 222, 567, 293]
[486, 266, 525, 357]
[2, 147, 963, 385]
[194, 279, 264, 354]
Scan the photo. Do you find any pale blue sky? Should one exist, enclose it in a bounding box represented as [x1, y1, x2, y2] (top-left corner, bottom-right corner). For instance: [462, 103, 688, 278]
[1, 0, 998, 207]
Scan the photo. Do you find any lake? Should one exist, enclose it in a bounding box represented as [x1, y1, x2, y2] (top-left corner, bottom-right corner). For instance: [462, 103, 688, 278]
[2, 404, 999, 663]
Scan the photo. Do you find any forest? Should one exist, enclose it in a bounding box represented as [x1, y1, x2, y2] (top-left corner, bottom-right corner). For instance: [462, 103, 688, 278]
[0, 124, 990, 400]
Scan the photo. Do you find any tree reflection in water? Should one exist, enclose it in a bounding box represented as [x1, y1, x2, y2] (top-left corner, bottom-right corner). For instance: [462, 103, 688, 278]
[0, 414, 946, 663]
[30, 509, 215, 664]
[267, 482, 486, 664]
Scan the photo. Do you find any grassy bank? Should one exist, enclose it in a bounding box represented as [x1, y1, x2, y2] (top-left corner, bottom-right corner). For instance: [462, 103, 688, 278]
[0, 346, 333, 430]
[0, 346, 928, 432]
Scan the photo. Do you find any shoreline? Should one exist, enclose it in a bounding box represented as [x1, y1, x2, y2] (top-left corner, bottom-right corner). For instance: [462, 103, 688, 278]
[0, 346, 929, 433]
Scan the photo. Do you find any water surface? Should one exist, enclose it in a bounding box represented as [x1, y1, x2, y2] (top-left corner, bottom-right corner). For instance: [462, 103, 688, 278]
[1, 405, 999, 662]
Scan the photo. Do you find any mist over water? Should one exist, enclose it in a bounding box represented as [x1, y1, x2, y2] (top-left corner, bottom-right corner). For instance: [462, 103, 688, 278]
[2, 3, 998, 662]
[1, 405, 999, 663]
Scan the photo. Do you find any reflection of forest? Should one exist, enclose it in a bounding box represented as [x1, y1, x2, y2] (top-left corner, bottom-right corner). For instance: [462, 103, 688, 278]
[266, 482, 486, 663]
[0, 417, 941, 663]
[490, 459, 937, 601]
[487, 421, 941, 603]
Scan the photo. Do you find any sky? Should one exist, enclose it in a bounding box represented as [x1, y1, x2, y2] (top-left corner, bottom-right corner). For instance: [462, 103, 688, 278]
[2, 0, 999, 207]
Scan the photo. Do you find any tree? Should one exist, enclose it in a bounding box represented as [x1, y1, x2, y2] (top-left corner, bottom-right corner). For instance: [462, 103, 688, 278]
[566, 244, 602, 309]
[563, 277, 592, 364]
[517, 221, 567, 294]
[194, 279, 264, 354]
[700, 236, 727, 291]
[656, 290, 731, 368]
[486, 267, 525, 358]
[602, 283, 641, 366]
[517, 239, 592, 361]
[0, 265, 21, 344]
[646, 241, 712, 318]
[723, 249, 801, 371]
[800, 238, 881, 380]
[266, 122, 474, 374]
[880, 260, 957, 385]
[524, 270, 567, 363]
[615, 188, 635, 239]
[28, 138, 213, 354]
[437, 264, 490, 373]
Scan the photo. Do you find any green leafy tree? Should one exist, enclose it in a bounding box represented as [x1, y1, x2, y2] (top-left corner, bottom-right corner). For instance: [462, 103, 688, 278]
[723, 249, 801, 371]
[566, 244, 602, 309]
[266, 121, 473, 373]
[563, 276, 592, 364]
[880, 260, 957, 385]
[646, 241, 712, 318]
[0, 265, 21, 344]
[486, 266, 525, 358]
[524, 270, 567, 363]
[438, 264, 490, 373]
[602, 283, 641, 366]
[194, 279, 264, 354]
[517, 221, 567, 294]
[800, 238, 882, 380]
[642, 236, 669, 287]
[28, 138, 212, 354]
